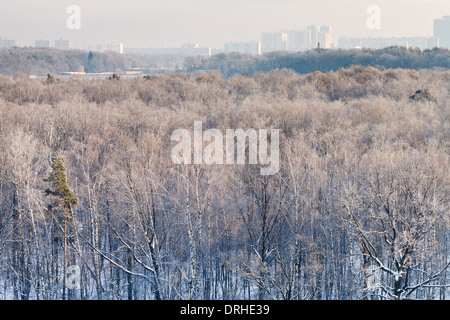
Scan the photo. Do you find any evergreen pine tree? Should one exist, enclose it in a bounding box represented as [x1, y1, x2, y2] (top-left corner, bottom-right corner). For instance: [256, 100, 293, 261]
[85, 51, 94, 74]
[45, 154, 78, 222]
[44, 154, 78, 300]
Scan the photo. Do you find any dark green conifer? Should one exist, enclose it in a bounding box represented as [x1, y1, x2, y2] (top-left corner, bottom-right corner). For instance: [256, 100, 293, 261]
[45, 154, 78, 221]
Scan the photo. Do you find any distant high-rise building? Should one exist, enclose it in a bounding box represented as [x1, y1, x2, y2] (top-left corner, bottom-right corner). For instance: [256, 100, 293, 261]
[307, 25, 320, 49]
[262, 26, 332, 52]
[285, 30, 310, 51]
[427, 36, 440, 49]
[105, 43, 123, 54]
[225, 41, 261, 55]
[54, 38, 70, 50]
[261, 32, 288, 52]
[433, 16, 450, 48]
[2, 38, 15, 48]
[88, 43, 104, 52]
[319, 26, 332, 49]
[320, 25, 331, 34]
[318, 32, 329, 49]
[35, 39, 50, 48]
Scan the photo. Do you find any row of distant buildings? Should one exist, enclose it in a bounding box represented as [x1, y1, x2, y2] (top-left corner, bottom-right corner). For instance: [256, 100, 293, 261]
[225, 16, 450, 55]
[1, 16, 449, 56]
[35, 39, 71, 50]
[338, 37, 439, 50]
[340, 16, 449, 50]
[35, 39, 124, 54]
[223, 25, 333, 56]
[0, 37, 16, 48]
[261, 25, 333, 52]
[0, 37, 124, 54]
[125, 42, 210, 56]
[0, 38, 72, 50]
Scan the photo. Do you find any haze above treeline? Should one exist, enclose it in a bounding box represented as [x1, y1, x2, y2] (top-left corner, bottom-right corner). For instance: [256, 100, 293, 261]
[0, 0, 449, 48]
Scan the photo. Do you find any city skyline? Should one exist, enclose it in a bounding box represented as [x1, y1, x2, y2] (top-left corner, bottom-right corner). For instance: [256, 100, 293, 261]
[0, 0, 449, 49]
[1, 15, 448, 55]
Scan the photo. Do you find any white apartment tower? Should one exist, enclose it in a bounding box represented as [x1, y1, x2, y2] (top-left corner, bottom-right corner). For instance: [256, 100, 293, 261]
[434, 16, 450, 49]
[286, 30, 311, 51]
[318, 26, 332, 49]
[261, 32, 288, 52]
[307, 25, 320, 49]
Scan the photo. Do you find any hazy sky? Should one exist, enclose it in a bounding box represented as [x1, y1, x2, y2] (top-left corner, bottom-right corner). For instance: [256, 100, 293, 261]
[0, 0, 449, 48]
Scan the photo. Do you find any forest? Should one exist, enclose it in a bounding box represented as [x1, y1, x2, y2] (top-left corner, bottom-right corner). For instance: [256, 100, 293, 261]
[186, 47, 450, 78]
[0, 47, 184, 76]
[1, 46, 450, 78]
[0, 64, 448, 300]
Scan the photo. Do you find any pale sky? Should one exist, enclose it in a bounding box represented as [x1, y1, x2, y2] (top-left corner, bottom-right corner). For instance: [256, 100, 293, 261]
[0, 0, 449, 48]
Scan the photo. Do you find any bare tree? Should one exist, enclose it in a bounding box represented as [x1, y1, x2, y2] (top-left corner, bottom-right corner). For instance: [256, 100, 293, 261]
[342, 147, 450, 299]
